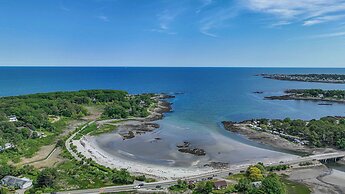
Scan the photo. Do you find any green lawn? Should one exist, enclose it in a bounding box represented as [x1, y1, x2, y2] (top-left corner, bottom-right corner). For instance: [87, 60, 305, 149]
[89, 124, 117, 136]
[282, 178, 311, 194]
[227, 173, 246, 181]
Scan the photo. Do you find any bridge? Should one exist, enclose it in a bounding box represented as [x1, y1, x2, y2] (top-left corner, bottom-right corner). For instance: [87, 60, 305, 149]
[54, 151, 345, 194]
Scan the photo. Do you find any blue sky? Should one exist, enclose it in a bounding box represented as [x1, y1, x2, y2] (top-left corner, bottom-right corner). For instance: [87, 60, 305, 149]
[1, 0, 345, 67]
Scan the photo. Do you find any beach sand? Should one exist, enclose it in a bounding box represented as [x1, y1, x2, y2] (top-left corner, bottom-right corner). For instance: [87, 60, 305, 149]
[74, 135, 214, 179]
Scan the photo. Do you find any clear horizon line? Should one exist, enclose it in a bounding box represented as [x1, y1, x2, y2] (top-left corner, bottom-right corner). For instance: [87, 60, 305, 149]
[0, 65, 345, 68]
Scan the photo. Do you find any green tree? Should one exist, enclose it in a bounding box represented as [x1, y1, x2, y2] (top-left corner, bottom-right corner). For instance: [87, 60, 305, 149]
[0, 187, 10, 194]
[36, 168, 57, 188]
[336, 138, 345, 149]
[235, 178, 252, 192]
[247, 166, 264, 181]
[111, 169, 133, 184]
[193, 181, 213, 194]
[0, 164, 14, 179]
[259, 174, 285, 194]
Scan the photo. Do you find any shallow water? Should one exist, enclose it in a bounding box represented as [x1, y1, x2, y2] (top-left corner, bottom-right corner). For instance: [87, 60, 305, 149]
[2, 67, 345, 167]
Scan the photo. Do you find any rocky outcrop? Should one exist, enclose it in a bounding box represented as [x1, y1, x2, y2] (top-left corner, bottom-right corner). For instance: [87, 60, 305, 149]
[204, 162, 230, 169]
[176, 141, 206, 156]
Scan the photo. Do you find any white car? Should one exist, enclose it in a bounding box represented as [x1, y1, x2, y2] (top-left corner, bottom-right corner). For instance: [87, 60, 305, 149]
[134, 185, 141, 189]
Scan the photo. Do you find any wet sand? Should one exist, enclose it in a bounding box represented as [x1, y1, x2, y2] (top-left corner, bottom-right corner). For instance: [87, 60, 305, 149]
[287, 165, 345, 194]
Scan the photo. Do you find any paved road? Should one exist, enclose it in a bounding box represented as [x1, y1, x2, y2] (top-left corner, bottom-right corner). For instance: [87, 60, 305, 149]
[55, 151, 345, 194]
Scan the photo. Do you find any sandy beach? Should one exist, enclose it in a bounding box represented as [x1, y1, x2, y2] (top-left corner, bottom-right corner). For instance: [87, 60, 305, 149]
[69, 94, 216, 179]
[74, 135, 214, 179]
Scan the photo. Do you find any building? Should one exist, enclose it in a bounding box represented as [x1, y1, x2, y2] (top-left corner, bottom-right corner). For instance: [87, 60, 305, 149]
[8, 115, 18, 122]
[213, 180, 227, 190]
[4, 143, 14, 149]
[1, 176, 33, 189]
[0, 143, 14, 152]
[252, 181, 262, 188]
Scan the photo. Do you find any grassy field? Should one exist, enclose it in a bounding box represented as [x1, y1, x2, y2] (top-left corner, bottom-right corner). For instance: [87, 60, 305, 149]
[227, 173, 246, 181]
[73, 123, 98, 140]
[89, 124, 117, 136]
[282, 178, 311, 194]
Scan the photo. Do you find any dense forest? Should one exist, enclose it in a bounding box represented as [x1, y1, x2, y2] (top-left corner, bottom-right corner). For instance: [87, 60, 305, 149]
[0, 90, 156, 162]
[252, 117, 345, 149]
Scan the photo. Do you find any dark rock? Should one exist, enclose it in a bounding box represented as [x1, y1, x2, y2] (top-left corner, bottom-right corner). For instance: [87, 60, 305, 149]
[122, 131, 135, 140]
[178, 148, 206, 156]
[176, 141, 190, 148]
[204, 162, 229, 169]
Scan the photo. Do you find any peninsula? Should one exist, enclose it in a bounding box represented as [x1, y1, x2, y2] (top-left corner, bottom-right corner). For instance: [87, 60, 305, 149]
[222, 116, 345, 154]
[259, 74, 345, 84]
[265, 89, 345, 104]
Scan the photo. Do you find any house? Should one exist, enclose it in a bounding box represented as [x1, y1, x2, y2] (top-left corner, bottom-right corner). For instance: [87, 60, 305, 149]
[213, 180, 227, 190]
[8, 115, 18, 122]
[4, 143, 14, 149]
[1, 176, 33, 189]
[252, 181, 262, 188]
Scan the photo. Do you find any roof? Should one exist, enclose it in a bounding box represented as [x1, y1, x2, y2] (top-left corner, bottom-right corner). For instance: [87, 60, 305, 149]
[214, 180, 227, 187]
[1, 176, 32, 188]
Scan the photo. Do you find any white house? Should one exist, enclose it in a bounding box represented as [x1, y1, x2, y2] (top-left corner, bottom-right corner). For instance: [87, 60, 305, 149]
[4, 143, 14, 149]
[1, 176, 33, 189]
[8, 115, 18, 122]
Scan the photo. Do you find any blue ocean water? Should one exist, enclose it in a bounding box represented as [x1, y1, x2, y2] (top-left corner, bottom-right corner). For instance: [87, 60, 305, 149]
[2, 67, 345, 120]
[2, 67, 345, 166]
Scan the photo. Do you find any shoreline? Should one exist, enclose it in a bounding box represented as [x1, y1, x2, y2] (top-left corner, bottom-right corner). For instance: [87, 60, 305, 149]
[286, 165, 345, 194]
[71, 94, 215, 179]
[258, 74, 345, 84]
[265, 95, 345, 104]
[221, 121, 339, 155]
[74, 135, 213, 179]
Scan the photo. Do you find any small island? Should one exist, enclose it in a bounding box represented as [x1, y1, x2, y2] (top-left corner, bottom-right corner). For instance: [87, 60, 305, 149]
[265, 89, 345, 104]
[259, 73, 345, 84]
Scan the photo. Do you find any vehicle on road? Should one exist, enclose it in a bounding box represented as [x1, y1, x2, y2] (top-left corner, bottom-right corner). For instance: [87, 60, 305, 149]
[155, 185, 162, 189]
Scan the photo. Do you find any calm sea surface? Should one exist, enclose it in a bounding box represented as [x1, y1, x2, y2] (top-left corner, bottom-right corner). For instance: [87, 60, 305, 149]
[2, 67, 345, 167]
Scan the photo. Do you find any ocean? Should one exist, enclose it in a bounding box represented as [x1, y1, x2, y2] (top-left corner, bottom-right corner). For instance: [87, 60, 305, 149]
[2, 67, 345, 166]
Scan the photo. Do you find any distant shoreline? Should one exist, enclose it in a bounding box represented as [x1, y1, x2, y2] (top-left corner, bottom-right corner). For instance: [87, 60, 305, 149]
[265, 89, 345, 104]
[258, 73, 345, 84]
[265, 95, 345, 104]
